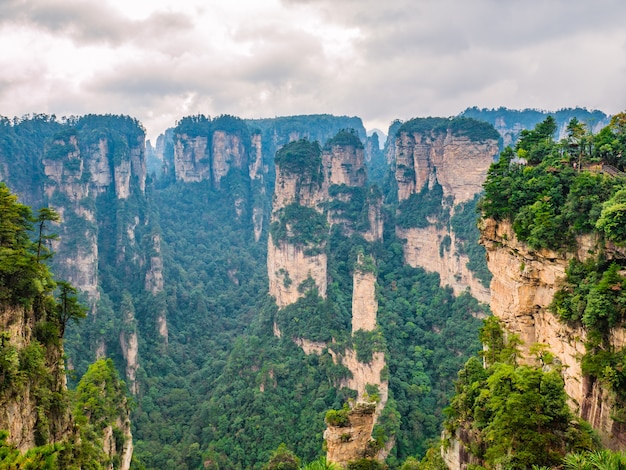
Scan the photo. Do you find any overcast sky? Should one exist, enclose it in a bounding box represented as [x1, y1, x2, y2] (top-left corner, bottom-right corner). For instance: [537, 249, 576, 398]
[1, 0, 625, 141]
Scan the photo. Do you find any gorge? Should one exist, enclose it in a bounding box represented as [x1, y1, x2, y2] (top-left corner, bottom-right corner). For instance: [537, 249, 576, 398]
[0, 107, 622, 469]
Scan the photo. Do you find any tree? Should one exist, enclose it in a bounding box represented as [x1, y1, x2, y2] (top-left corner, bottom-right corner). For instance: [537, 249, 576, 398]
[596, 188, 626, 243]
[55, 281, 87, 337]
[263, 444, 301, 470]
[566, 118, 591, 171]
[34, 207, 60, 263]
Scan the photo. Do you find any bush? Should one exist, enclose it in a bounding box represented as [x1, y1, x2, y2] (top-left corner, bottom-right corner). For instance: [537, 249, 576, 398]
[325, 405, 351, 427]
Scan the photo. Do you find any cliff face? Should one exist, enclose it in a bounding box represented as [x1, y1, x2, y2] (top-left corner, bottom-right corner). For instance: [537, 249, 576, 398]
[394, 128, 498, 302]
[269, 137, 383, 307]
[42, 129, 147, 304]
[173, 129, 251, 187]
[324, 403, 379, 467]
[173, 135, 210, 183]
[480, 218, 626, 448]
[0, 304, 72, 451]
[268, 134, 388, 465]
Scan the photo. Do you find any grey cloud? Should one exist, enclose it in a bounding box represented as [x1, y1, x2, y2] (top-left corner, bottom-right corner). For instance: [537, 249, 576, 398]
[0, 0, 194, 47]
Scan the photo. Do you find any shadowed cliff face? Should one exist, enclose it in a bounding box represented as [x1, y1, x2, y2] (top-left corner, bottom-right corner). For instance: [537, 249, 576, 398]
[480, 217, 626, 449]
[393, 128, 498, 302]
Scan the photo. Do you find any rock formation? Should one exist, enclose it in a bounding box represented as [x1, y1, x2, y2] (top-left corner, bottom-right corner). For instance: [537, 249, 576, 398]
[480, 217, 626, 448]
[0, 303, 72, 451]
[393, 120, 499, 302]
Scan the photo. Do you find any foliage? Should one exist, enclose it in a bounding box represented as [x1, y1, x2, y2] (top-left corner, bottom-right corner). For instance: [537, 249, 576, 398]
[550, 257, 626, 398]
[0, 113, 501, 469]
[275, 139, 323, 180]
[325, 405, 351, 427]
[445, 319, 597, 470]
[346, 458, 384, 470]
[263, 443, 301, 470]
[324, 129, 364, 150]
[397, 117, 499, 142]
[0, 183, 48, 307]
[563, 449, 626, 469]
[300, 456, 339, 470]
[396, 181, 448, 229]
[352, 329, 385, 363]
[74, 358, 129, 428]
[270, 203, 329, 249]
[327, 185, 371, 233]
[461, 106, 609, 146]
[596, 188, 626, 243]
[376, 244, 486, 461]
[450, 195, 492, 287]
[481, 116, 626, 250]
[54, 281, 87, 337]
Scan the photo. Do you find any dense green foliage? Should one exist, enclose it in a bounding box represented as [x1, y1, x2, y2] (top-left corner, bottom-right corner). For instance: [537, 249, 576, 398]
[275, 139, 323, 180]
[396, 181, 448, 229]
[324, 129, 364, 150]
[397, 117, 499, 142]
[482, 115, 626, 414]
[550, 258, 626, 400]
[481, 115, 626, 250]
[0, 115, 502, 469]
[326, 185, 373, 233]
[0, 186, 132, 468]
[445, 318, 597, 469]
[450, 195, 492, 287]
[270, 203, 329, 249]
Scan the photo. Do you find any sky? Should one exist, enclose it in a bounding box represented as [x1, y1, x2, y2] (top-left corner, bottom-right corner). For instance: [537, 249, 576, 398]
[1, 0, 625, 142]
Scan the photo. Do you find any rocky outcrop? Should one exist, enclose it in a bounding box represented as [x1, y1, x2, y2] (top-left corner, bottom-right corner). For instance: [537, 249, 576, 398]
[398, 225, 490, 303]
[41, 128, 147, 305]
[145, 234, 164, 295]
[324, 142, 367, 188]
[269, 135, 383, 307]
[211, 130, 247, 188]
[394, 125, 498, 300]
[323, 258, 389, 466]
[0, 304, 73, 452]
[173, 135, 210, 183]
[102, 415, 133, 470]
[352, 269, 378, 332]
[267, 239, 328, 307]
[395, 132, 497, 204]
[324, 403, 379, 467]
[480, 218, 626, 448]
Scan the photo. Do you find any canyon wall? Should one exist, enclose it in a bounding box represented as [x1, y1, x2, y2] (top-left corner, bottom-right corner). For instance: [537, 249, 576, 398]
[480, 218, 626, 448]
[393, 123, 498, 303]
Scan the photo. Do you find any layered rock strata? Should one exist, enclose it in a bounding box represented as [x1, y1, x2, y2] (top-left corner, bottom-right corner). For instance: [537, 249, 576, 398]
[480, 218, 626, 448]
[393, 127, 498, 301]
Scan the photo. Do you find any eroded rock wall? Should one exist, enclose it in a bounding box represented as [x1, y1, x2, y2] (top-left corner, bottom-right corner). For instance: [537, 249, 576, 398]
[480, 217, 626, 448]
[43, 131, 147, 304]
[394, 130, 497, 301]
[398, 225, 490, 303]
[0, 305, 73, 452]
[267, 237, 328, 307]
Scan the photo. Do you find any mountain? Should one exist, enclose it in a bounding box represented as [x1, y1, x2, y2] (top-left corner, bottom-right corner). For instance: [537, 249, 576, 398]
[2, 109, 620, 469]
[0, 182, 132, 468]
[460, 106, 611, 147]
[442, 113, 626, 468]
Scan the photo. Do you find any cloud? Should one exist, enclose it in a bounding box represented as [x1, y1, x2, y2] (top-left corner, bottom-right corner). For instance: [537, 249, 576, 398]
[0, 0, 193, 46]
[0, 0, 625, 141]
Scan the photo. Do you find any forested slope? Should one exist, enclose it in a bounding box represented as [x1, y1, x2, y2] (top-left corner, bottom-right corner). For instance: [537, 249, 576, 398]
[4, 110, 608, 469]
